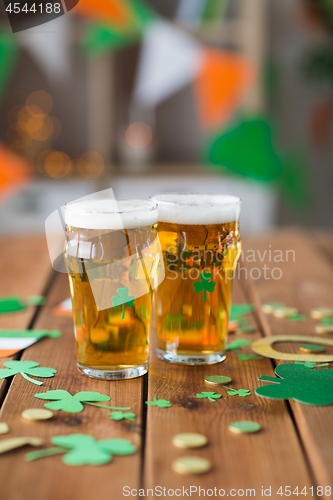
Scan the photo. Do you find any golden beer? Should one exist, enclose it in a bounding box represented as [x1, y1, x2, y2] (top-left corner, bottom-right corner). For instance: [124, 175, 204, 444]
[64, 199, 159, 379]
[151, 194, 241, 365]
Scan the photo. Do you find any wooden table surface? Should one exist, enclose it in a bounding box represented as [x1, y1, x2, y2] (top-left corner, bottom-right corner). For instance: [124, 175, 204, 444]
[0, 230, 332, 500]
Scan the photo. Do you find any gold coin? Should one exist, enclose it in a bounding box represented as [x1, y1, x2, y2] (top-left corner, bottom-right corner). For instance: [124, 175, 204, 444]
[172, 456, 212, 475]
[172, 433, 208, 449]
[229, 421, 261, 434]
[315, 325, 333, 334]
[311, 308, 333, 320]
[273, 307, 298, 318]
[22, 409, 53, 421]
[205, 375, 232, 386]
[0, 423, 9, 435]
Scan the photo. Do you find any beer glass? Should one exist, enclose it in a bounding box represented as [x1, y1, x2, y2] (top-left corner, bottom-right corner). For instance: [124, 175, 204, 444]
[64, 199, 159, 380]
[150, 193, 241, 365]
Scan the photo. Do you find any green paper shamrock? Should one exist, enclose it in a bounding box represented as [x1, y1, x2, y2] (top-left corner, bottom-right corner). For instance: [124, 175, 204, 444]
[110, 411, 136, 422]
[35, 390, 130, 413]
[196, 392, 222, 402]
[0, 360, 56, 386]
[230, 303, 254, 321]
[111, 287, 135, 319]
[193, 272, 216, 301]
[224, 387, 252, 397]
[146, 397, 171, 408]
[256, 363, 333, 405]
[26, 434, 137, 466]
[225, 339, 252, 352]
[295, 361, 329, 369]
[237, 354, 263, 361]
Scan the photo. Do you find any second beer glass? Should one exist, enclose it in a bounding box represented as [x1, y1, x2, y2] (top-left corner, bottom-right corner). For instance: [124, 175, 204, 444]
[151, 193, 242, 365]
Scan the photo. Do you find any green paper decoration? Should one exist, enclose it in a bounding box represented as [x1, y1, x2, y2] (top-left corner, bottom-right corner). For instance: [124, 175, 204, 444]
[0, 361, 56, 386]
[146, 397, 171, 408]
[206, 116, 282, 181]
[224, 387, 252, 397]
[239, 325, 256, 333]
[321, 318, 333, 325]
[295, 361, 329, 369]
[26, 434, 137, 466]
[300, 344, 325, 353]
[196, 392, 222, 402]
[0, 296, 45, 314]
[237, 354, 263, 361]
[256, 363, 333, 406]
[229, 421, 261, 434]
[0, 31, 19, 104]
[110, 411, 136, 422]
[230, 304, 254, 320]
[35, 390, 130, 413]
[111, 287, 135, 319]
[225, 339, 252, 352]
[288, 314, 307, 322]
[193, 272, 215, 301]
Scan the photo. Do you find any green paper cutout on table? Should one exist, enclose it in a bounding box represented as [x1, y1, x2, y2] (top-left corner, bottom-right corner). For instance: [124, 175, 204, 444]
[35, 390, 131, 413]
[0, 31, 19, 104]
[225, 339, 252, 352]
[111, 287, 135, 319]
[26, 434, 136, 466]
[110, 411, 136, 422]
[288, 314, 307, 322]
[0, 296, 45, 314]
[224, 387, 252, 397]
[239, 325, 256, 333]
[196, 392, 222, 402]
[194, 273, 215, 301]
[238, 354, 263, 361]
[321, 318, 333, 324]
[300, 344, 325, 353]
[295, 361, 329, 368]
[146, 397, 171, 408]
[230, 304, 254, 321]
[0, 361, 56, 386]
[256, 363, 333, 406]
[229, 421, 261, 433]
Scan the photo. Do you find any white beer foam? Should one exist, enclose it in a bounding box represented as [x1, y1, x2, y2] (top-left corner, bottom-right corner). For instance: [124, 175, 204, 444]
[151, 193, 241, 225]
[64, 199, 158, 230]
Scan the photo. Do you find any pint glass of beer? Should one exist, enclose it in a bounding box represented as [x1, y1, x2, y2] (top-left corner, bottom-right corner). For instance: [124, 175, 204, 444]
[64, 199, 160, 379]
[150, 193, 241, 365]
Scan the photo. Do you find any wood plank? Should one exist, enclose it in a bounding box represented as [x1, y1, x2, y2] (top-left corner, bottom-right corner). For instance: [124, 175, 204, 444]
[144, 276, 313, 495]
[0, 273, 144, 500]
[242, 229, 333, 494]
[0, 236, 53, 402]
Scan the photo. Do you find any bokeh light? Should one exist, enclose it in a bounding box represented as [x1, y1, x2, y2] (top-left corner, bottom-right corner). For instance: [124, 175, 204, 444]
[26, 91, 53, 114]
[76, 151, 105, 179]
[44, 151, 72, 178]
[125, 122, 153, 149]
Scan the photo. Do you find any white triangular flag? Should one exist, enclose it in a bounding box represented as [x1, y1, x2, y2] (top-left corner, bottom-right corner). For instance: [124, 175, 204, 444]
[19, 15, 71, 83]
[134, 20, 203, 107]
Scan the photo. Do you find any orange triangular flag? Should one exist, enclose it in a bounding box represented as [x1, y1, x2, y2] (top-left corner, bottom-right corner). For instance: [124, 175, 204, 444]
[74, 0, 132, 27]
[194, 49, 256, 129]
[0, 143, 32, 203]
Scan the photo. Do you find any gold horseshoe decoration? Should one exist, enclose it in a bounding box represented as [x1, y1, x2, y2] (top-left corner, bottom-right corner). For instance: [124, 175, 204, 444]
[251, 335, 333, 362]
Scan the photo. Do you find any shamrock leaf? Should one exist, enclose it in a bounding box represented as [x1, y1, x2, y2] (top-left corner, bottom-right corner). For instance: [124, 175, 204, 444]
[146, 397, 171, 408]
[111, 287, 135, 319]
[0, 360, 56, 386]
[256, 363, 333, 406]
[110, 411, 136, 422]
[225, 339, 252, 352]
[26, 434, 137, 466]
[35, 390, 130, 413]
[224, 387, 252, 397]
[295, 361, 329, 369]
[193, 272, 216, 301]
[237, 354, 263, 361]
[196, 391, 222, 402]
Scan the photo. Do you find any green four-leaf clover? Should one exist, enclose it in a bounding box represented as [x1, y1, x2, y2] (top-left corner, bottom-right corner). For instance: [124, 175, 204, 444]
[111, 287, 135, 319]
[0, 360, 56, 386]
[193, 272, 216, 301]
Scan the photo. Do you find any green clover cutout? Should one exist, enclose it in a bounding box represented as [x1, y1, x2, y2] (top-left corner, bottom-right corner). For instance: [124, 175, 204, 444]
[223, 387, 252, 397]
[111, 287, 135, 319]
[193, 272, 216, 301]
[225, 339, 252, 352]
[256, 363, 333, 406]
[146, 397, 171, 408]
[26, 434, 137, 466]
[0, 360, 56, 386]
[237, 354, 263, 361]
[110, 411, 136, 422]
[295, 361, 329, 369]
[35, 390, 131, 413]
[196, 391, 222, 402]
